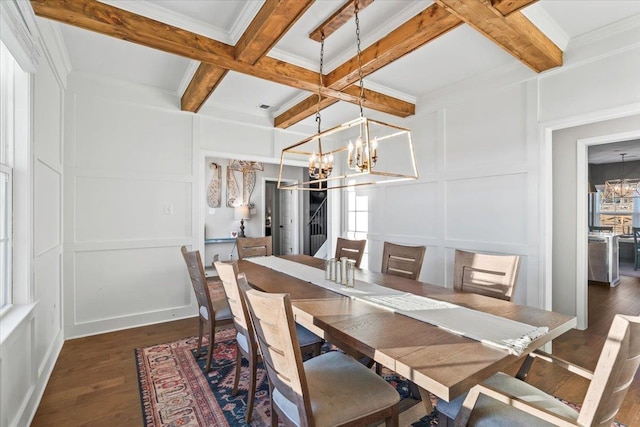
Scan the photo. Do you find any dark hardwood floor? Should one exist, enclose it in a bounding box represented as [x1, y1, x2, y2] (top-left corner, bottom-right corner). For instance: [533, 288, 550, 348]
[32, 276, 640, 426]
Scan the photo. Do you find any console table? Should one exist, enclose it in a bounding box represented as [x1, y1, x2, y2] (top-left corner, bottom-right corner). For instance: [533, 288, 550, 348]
[203, 237, 237, 276]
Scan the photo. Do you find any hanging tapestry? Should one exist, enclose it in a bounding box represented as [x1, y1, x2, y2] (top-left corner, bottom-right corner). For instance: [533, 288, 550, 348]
[206, 162, 221, 208]
[226, 160, 264, 208]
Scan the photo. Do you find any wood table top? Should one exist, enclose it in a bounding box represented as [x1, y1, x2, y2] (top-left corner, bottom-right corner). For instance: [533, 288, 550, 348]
[238, 254, 576, 401]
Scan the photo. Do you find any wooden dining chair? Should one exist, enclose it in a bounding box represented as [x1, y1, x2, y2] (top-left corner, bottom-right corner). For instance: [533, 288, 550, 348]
[381, 241, 426, 280]
[236, 236, 272, 260]
[335, 237, 367, 267]
[214, 261, 322, 422]
[441, 314, 640, 427]
[180, 246, 233, 372]
[453, 249, 521, 301]
[633, 227, 640, 271]
[241, 285, 400, 427]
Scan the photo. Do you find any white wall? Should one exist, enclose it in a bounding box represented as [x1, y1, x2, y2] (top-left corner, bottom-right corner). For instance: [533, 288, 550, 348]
[62, 73, 313, 338]
[58, 14, 640, 339]
[63, 72, 197, 338]
[360, 80, 540, 306]
[356, 20, 640, 311]
[0, 14, 65, 427]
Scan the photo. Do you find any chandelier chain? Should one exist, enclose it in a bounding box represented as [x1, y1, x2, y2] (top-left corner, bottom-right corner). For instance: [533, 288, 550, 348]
[355, 2, 364, 118]
[315, 34, 324, 135]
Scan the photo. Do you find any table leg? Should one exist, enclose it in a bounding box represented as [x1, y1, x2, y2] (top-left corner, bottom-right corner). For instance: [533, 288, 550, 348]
[418, 386, 434, 414]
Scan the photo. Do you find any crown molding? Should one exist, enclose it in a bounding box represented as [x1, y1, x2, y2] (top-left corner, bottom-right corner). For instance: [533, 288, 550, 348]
[570, 13, 640, 49]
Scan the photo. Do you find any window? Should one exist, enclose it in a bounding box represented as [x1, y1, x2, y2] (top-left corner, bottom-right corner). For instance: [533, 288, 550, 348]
[345, 187, 368, 268]
[1, 40, 15, 312]
[595, 190, 640, 234]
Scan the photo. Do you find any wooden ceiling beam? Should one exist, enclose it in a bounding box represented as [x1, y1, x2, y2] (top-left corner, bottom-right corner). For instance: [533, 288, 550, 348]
[31, 0, 412, 118]
[235, 0, 314, 64]
[181, 64, 228, 112]
[435, 0, 561, 73]
[491, 0, 538, 17]
[275, 3, 459, 129]
[182, 0, 313, 113]
[274, 84, 415, 129]
[275, 96, 339, 129]
[308, 0, 374, 42]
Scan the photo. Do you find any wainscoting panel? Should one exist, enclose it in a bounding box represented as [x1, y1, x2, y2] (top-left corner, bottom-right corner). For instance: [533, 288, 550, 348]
[34, 159, 61, 256]
[73, 246, 191, 324]
[445, 173, 528, 244]
[445, 84, 527, 171]
[0, 310, 34, 427]
[73, 95, 193, 176]
[74, 177, 191, 242]
[385, 182, 438, 238]
[34, 249, 62, 375]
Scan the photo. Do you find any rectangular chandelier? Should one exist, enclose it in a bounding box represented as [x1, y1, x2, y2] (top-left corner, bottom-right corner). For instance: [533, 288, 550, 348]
[278, 117, 418, 191]
[602, 178, 640, 200]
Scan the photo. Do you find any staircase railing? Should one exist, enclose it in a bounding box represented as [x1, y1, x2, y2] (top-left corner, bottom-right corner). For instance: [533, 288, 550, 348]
[308, 197, 327, 256]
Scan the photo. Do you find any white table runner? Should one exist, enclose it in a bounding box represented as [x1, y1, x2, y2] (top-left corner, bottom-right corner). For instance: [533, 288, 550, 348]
[246, 256, 547, 356]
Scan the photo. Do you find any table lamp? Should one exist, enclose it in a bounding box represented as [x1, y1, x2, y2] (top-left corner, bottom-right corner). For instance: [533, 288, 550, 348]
[234, 205, 250, 237]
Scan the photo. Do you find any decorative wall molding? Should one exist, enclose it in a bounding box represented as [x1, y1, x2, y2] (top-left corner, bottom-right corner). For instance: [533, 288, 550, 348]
[0, 0, 41, 72]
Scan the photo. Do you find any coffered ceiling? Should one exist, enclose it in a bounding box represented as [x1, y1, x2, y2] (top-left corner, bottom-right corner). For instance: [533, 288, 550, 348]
[31, 0, 640, 133]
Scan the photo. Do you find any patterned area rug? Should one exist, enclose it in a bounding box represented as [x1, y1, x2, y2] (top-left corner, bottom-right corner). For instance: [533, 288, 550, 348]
[135, 328, 438, 426]
[136, 328, 628, 427]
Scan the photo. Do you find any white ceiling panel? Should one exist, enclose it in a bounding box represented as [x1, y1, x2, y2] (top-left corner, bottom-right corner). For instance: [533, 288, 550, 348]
[59, 24, 191, 93]
[205, 71, 303, 114]
[366, 25, 518, 96]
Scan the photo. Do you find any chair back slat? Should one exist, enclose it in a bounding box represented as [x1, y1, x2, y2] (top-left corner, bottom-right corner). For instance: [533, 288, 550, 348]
[242, 287, 313, 425]
[237, 236, 273, 260]
[335, 237, 366, 267]
[181, 246, 212, 314]
[214, 262, 254, 346]
[578, 315, 640, 427]
[381, 242, 426, 280]
[453, 249, 520, 301]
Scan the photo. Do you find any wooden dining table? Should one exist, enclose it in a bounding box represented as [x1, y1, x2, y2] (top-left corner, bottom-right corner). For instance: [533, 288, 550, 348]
[238, 254, 576, 418]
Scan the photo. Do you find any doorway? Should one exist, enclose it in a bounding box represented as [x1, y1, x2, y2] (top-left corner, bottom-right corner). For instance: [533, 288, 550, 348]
[264, 179, 299, 256]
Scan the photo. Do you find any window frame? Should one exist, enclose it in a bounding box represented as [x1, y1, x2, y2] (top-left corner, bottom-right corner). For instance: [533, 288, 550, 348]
[0, 39, 16, 315]
[344, 188, 369, 268]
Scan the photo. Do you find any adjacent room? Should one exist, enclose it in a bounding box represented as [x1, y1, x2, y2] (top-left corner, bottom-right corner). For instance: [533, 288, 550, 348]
[2, 0, 640, 426]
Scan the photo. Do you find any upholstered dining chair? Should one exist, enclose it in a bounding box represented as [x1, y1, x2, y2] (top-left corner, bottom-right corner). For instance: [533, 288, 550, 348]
[236, 236, 272, 260]
[214, 261, 322, 423]
[439, 314, 640, 427]
[633, 227, 640, 271]
[381, 241, 426, 280]
[335, 237, 367, 267]
[180, 246, 233, 372]
[453, 249, 521, 301]
[241, 285, 400, 427]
